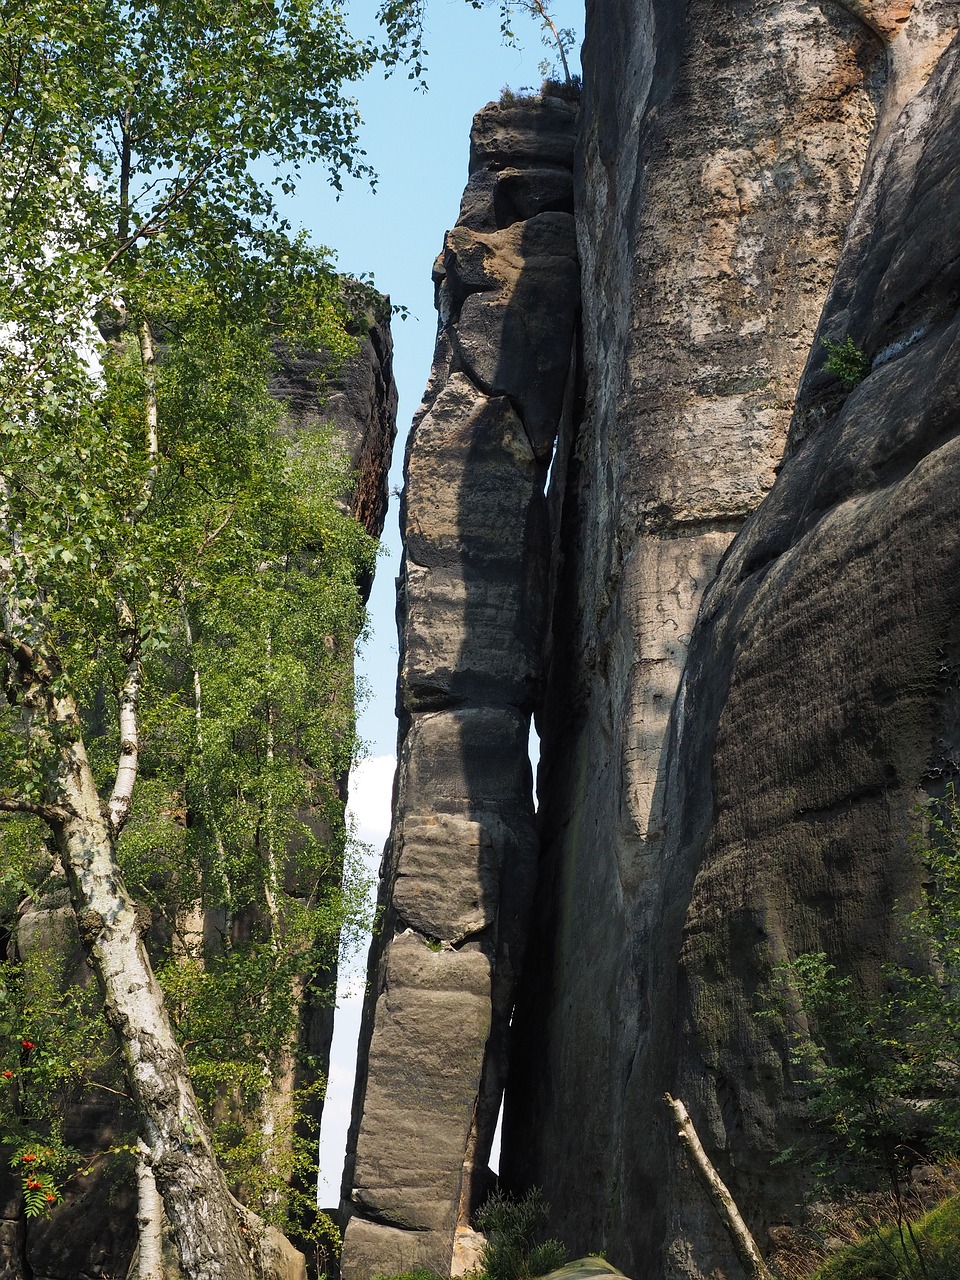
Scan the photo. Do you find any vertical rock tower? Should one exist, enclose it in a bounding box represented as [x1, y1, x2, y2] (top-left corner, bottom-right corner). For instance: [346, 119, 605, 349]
[341, 98, 580, 1279]
[344, 0, 960, 1277]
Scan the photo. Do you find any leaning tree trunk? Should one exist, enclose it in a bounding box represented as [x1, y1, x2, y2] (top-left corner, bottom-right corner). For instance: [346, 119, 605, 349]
[45, 686, 259, 1280]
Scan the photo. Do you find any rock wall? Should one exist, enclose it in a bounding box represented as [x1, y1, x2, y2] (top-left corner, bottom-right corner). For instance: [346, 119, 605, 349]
[340, 100, 580, 1280]
[504, 1, 960, 1278]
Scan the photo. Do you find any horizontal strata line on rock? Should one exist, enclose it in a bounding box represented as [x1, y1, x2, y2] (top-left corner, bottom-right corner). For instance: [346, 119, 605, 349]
[634, 514, 747, 538]
[348, 1204, 434, 1233]
[401, 688, 539, 712]
[789, 783, 894, 825]
[393, 921, 495, 950]
[478, 160, 575, 174]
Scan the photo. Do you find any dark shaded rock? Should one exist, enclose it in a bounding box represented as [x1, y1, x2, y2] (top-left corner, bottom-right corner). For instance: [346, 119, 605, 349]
[341, 99, 580, 1280]
[469, 101, 578, 174]
[272, 304, 398, 543]
[494, 167, 574, 224]
[457, 166, 575, 233]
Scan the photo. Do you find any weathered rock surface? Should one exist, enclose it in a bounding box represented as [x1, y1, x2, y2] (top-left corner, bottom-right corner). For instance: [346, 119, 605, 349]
[340, 99, 580, 1280]
[662, 30, 960, 1276]
[504, 4, 960, 1280]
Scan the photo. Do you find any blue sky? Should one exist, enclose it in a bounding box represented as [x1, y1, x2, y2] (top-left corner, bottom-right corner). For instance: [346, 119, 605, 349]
[273, 0, 584, 1203]
[275, 0, 582, 755]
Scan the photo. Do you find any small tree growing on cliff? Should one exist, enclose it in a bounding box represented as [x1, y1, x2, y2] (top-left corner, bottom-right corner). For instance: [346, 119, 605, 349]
[764, 789, 960, 1276]
[377, 0, 577, 90]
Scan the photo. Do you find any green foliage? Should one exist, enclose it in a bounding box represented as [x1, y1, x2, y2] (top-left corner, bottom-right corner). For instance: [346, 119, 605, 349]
[0, 945, 122, 1209]
[476, 1188, 569, 1280]
[541, 74, 582, 102]
[762, 789, 960, 1276]
[0, 0, 401, 1233]
[811, 1194, 960, 1280]
[372, 1271, 441, 1280]
[821, 335, 870, 387]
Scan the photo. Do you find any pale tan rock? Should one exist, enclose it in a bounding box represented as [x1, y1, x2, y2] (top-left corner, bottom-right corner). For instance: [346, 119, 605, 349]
[451, 1224, 487, 1277]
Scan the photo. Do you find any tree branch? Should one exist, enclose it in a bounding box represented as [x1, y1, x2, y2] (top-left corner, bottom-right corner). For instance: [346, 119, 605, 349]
[101, 153, 221, 274]
[0, 795, 64, 823]
[664, 1094, 775, 1280]
[107, 649, 142, 841]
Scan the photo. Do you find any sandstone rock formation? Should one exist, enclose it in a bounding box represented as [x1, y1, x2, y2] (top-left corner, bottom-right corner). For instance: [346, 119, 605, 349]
[339, 99, 580, 1280]
[345, 2, 960, 1279]
[504, 3, 960, 1279]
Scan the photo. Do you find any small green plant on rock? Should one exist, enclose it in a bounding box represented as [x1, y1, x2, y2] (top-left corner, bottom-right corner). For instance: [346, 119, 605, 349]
[821, 335, 870, 387]
[760, 788, 960, 1279]
[476, 1187, 568, 1280]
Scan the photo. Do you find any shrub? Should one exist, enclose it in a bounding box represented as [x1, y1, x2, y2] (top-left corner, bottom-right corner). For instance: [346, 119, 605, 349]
[760, 788, 960, 1278]
[812, 1193, 960, 1280]
[821, 335, 870, 387]
[476, 1188, 568, 1280]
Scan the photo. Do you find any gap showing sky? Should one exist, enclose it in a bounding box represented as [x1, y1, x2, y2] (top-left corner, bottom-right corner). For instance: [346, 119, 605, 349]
[269, 0, 584, 1205]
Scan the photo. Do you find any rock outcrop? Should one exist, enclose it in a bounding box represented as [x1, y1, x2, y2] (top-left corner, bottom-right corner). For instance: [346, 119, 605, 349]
[345, 2, 960, 1279]
[504, 2, 960, 1278]
[340, 99, 580, 1280]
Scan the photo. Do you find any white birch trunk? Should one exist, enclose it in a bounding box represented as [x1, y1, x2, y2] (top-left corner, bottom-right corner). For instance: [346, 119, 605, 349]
[664, 1094, 775, 1280]
[52, 722, 257, 1280]
[136, 1144, 165, 1280]
[1, 639, 267, 1280]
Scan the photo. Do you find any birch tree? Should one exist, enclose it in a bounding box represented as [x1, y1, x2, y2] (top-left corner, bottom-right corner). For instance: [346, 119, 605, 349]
[0, 2, 412, 1275]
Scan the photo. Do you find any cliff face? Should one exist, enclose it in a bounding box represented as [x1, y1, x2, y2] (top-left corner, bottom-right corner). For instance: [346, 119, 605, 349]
[345, 0, 960, 1278]
[506, 1, 960, 1277]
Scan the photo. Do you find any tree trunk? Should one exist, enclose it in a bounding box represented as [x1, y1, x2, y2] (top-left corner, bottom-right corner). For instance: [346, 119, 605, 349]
[46, 685, 262, 1280]
[663, 1094, 775, 1280]
[135, 1146, 165, 1280]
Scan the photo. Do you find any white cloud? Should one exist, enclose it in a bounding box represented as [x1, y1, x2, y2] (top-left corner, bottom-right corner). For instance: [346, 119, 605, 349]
[317, 986, 366, 1207]
[316, 754, 396, 1206]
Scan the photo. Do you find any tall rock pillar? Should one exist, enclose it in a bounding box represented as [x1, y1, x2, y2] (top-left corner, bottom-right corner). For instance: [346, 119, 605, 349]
[341, 97, 580, 1280]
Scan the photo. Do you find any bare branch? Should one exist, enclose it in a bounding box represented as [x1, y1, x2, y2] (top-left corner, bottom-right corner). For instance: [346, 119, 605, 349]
[101, 153, 221, 274]
[664, 1093, 775, 1280]
[0, 795, 64, 822]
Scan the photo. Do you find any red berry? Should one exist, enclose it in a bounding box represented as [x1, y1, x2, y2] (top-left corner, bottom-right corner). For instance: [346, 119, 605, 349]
[45, 1193, 54, 1202]
[2, 1070, 12, 1078]
[22, 1154, 35, 1163]
[20, 1040, 34, 1051]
